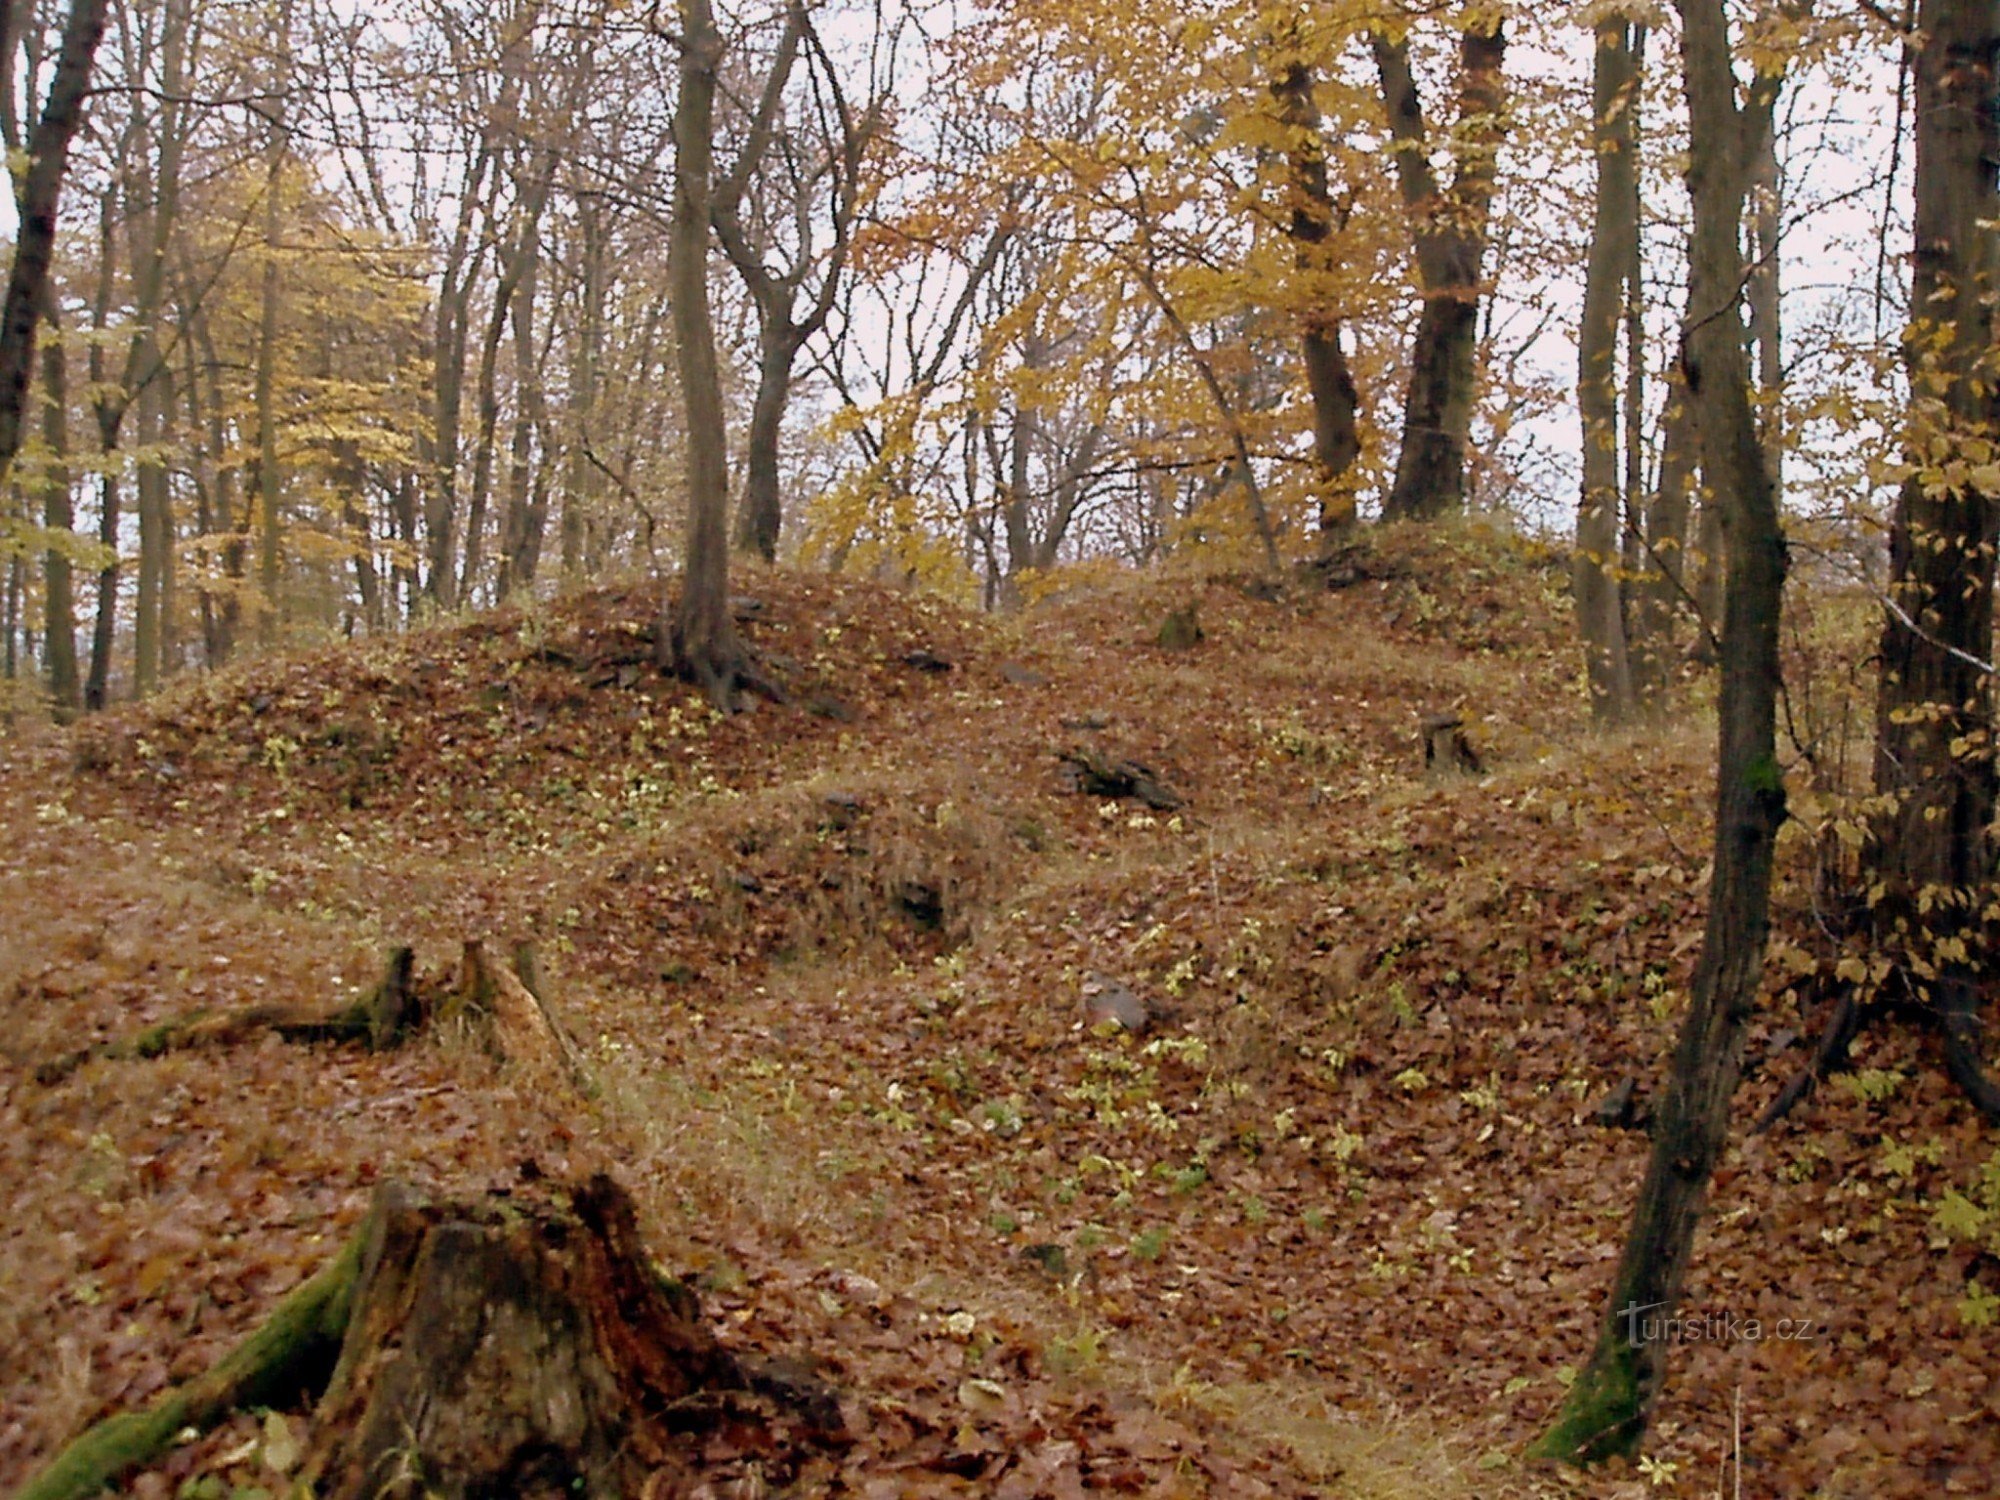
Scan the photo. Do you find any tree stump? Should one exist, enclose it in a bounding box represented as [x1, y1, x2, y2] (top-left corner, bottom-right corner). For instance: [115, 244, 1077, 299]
[1420, 712, 1483, 775]
[1155, 603, 1204, 650]
[302, 1174, 836, 1499]
[23, 1175, 842, 1500]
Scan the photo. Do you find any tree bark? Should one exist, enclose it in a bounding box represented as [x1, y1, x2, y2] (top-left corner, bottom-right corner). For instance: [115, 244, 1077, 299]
[1868, 0, 2000, 1109]
[0, 0, 111, 486]
[667, 0, 746, 705]
[21, 1172, 840, 1500]
[1372, 16, 1507, 523]
[1575, 15, 1640, 721]
[253, 0, 293, 643]
[1269, 48, 1362, 535]
[1536, 0, 1789, 1462]
[38, 297, 78, 716]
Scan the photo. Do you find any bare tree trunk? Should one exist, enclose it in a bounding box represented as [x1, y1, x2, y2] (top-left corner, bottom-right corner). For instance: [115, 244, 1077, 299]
[1372, 17, 1507, 523]
[560, 201, 605, 584]
[1748, 127, 1783, 500]
[667, 0, 745, 705]
[1536, 0, 1789, 1462]
[1633, 368, 1697, 698]
[1575, 14, 1639, 722]
[0, 0, 110, 484]
[1869, 0, 2000, 1113]
[734, 321, 800, 560]
[252, 0, 293, 643]
[39, 297, 78, 716]
[85, 193, 126, 713]
[1269, 45, 1361, 535]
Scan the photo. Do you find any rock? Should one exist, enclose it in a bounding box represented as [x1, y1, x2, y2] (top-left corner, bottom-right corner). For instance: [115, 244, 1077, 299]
[820, 792, 864, 829]
[1058, 748, 1183, 811]
[805, 693, 857, 722]
[1590, 1075, 1650, 1131]
[1000, 662, 1049, 687]
[901, 648, 953, 672]
[1083, 973, 1153, 1033]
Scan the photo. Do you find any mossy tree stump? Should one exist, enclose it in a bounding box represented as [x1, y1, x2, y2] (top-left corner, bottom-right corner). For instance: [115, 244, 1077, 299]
[23, 1174, 842, 1500]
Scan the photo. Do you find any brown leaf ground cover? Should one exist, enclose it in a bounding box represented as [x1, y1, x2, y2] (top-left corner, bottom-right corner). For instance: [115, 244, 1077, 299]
[4, 525, 1997, 1497]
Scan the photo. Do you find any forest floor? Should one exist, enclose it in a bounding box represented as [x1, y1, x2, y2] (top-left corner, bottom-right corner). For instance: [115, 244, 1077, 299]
[3, 523, 1997, 1499]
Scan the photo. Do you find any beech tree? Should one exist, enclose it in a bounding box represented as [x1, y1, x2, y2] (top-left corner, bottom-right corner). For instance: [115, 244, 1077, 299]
[1864, 0, 2000, 1115]
[1574, 12, 1641, 721]
[1371, 6, 1508, 522]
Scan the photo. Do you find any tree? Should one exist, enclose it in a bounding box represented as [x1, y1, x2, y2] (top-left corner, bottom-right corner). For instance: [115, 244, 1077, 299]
[0, 0, 112, 484]
[1575, 12, 1640, 722]
[712, 0, 884, 562]
[1536, 0, 1792, 1462]
[1865, 0, 2000, 1116]
[1371, 6, 1508, 522]
[1267, 22, 1361, 535]
[664, 0, 754, 706]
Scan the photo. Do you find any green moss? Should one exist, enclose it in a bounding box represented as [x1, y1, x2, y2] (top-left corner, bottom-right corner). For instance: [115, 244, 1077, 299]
[1529, 1332, 1645, 1466]
[18, 1233, 360, 1500]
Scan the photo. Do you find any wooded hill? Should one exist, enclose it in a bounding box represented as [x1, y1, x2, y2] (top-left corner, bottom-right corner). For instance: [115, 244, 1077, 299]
[5, 528, 1995, 1497]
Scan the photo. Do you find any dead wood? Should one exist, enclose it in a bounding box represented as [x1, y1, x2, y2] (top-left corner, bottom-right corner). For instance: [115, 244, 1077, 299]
[21, 1174, 843, 1500]
[34, 946, 420, 1085]
[444, 938, 591, 1096]
[1421, 713, 1483, 775]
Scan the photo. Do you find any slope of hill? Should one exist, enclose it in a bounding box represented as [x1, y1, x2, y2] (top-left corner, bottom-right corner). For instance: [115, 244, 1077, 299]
[4, 528, 1995, 1498]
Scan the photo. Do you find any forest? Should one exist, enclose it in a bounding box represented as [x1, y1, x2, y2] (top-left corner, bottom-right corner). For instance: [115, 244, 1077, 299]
[2, 0, 1999, 1495]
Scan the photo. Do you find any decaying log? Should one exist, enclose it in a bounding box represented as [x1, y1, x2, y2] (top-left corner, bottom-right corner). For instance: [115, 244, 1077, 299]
[21, 1174, 843, 1500]
[1057, 747, 1184, 810]
[34, 947, 420, 1085]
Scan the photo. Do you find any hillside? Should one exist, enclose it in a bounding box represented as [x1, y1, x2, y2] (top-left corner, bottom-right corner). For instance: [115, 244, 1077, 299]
[4, 529, 1996, 1498]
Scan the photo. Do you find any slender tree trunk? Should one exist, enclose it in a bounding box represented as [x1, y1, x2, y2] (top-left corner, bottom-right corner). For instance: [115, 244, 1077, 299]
[1270, 50, 1361, 535]
[85, 193, 126, 713]
[253, 1, 292, 643]
[1536, 0, 1789, 1462]
[1372, 18, 1508, 523]
[1576, 15, 1640, 721]
[498, 253, 550, 596]
[1748, 128, 1783, 499]
[733, 321, 799, 561]
[0, 0, 111, 484]
[39, 298, 78, 716]
[1868, 0, 2000, 1109]
[560, 203, 605, 584]
[1633, 370, 1697, 699]
[191, 313, 243, 666]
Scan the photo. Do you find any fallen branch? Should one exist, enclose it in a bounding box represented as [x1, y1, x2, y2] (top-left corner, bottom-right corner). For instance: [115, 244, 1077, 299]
[35, 947, 419, 1085]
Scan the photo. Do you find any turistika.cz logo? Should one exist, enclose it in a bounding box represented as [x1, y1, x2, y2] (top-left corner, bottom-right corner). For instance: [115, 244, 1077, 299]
[1619, 1301, 1823, 1347]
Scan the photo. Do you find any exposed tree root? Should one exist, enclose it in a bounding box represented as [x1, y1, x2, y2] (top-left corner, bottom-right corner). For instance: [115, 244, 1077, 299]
[21, 1174, 843, 1500]
[1756, 964, 2000, 1131]
[34, 946, 419, 1085]
[35, 940, 593, 1098]
[18, 1232, 362, 1500]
